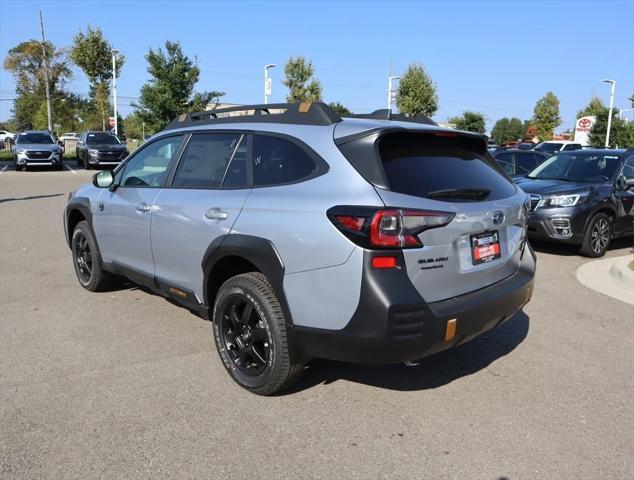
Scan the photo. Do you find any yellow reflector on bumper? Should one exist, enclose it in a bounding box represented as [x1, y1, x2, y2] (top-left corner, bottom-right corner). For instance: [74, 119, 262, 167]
[445, 318, 457, 341]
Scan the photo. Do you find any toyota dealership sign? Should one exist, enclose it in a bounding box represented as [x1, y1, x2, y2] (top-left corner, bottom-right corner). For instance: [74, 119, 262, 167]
[574, 115, 596, 146]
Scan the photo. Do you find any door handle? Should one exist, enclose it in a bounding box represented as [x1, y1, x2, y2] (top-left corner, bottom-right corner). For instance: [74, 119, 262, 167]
[204, 207, 229, 220]
[135, 202, 151, 212]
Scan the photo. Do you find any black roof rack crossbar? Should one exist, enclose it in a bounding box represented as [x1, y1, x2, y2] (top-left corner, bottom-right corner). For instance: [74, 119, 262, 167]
[164, 102, 342, 130]
[346, 109, 437, 126]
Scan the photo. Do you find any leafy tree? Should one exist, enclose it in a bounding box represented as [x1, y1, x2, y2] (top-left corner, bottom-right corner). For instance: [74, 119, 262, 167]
[134, 41, 224, 131]
[123, 113, 145, 140]
[3, 40, 72, 129]
[328, 101, 352, 116]
[576, 97, 606, 119]
[396, 63, 438, 117]
[532, 91, 561, 141]
[490, 117, 526, 145]
[589, 108, 634, 148]
[282, 56, 322, 102]
[449, 111, 485, 133]
[71, 26, 125, 129]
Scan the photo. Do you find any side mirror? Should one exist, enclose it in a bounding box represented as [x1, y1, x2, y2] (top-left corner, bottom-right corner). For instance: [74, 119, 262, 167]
[93, 170, 114, 188]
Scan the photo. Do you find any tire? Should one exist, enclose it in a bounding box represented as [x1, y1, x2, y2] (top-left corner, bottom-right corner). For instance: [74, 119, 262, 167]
[71, 220, 111, 291]
[212, 272, 303, 395]
[580, 212, 612, 258]
[84, 158, 92, 170]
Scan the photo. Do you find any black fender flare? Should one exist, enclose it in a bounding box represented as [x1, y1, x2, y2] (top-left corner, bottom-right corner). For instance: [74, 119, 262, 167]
[64, 197, 93, 248]
[201, 234, 294, 325]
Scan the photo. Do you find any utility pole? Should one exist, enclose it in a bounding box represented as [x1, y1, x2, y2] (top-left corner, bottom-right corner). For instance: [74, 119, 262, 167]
[602, 79, 616, 148]
[387, 76, 400, 110]
[39, 11, 53, 132]
[112, 50, 119, 136]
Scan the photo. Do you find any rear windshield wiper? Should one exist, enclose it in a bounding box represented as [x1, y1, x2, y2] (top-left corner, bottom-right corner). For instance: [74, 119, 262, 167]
[426, 188, 492, 200]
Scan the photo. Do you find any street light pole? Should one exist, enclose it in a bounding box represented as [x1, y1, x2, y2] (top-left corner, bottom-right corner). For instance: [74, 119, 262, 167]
[602, 79, 615, 148]
[112, 50, 119, 136]
[264, 64, 276, 104]
[39, 11, 53, 132]
[387, 76, 400, 110]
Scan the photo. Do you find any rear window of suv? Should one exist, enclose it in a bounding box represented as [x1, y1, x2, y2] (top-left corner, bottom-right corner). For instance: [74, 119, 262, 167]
[379, 133, 516, 201]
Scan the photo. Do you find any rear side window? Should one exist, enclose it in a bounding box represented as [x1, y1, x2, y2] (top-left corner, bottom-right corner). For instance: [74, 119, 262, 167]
[253, 135, 317, 186]
[380, 135, 516, 201]
[516, 153, 537, 174]
[173, 133, 242, 189]
[495, 152, 515, 175]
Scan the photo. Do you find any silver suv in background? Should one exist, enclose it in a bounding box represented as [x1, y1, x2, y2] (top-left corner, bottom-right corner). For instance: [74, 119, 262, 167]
[64, 103, 536, 395]
[14, 130, 64, 170]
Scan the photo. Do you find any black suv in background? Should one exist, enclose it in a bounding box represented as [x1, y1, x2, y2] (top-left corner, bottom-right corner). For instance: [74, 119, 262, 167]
[76, 131, 128, 169]
[493, 149, 550, 178]
[516, 149, 634, 257]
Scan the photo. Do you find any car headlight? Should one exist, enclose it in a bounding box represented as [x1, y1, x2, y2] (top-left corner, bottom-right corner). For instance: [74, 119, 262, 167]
[88, 149, 99, 156]
[545, 193, 587, 207]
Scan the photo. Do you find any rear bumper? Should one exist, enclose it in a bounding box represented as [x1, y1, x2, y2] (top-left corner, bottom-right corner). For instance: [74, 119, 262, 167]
[290, 245, 536, 365]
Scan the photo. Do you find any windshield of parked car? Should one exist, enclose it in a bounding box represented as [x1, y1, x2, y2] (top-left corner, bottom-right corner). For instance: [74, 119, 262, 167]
[535, 142, 562, 154]
[86, 132, 120, 145]
[16, 132, 54, 144]
[527, 153, 621, 182]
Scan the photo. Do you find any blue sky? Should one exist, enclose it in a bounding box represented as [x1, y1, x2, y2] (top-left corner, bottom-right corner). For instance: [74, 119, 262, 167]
[1, 0, 633, 132]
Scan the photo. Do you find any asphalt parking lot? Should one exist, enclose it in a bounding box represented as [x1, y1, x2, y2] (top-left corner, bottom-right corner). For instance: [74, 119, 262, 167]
[1, 163, 632, 480]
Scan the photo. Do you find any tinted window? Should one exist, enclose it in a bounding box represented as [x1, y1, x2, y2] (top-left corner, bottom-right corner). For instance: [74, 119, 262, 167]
[381, 144, 516, 201]
[16, 132, 54, 144]
[222, 137, 249, 188]
[495, 152, 515, 175]
[622, 156, 634, 180]
[120, 135, 184, 188]
[515, 152, 537, 175]
[173, 133, 243, 189]
[86, 132, 120, 145]
[529, 153, 621, 182]
[253, 135, 317, 186]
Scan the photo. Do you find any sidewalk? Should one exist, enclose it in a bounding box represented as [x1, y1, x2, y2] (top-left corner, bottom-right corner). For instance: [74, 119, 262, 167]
[576, 254, 634, 305]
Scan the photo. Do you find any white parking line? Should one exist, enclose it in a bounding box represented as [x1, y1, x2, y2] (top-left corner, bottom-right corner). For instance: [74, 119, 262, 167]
[0, 165, 8, 175]
[64, 163, 77, 174]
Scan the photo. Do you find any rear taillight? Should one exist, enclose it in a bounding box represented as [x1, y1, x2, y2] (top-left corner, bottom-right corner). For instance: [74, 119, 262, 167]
[328, 207, 454, 249]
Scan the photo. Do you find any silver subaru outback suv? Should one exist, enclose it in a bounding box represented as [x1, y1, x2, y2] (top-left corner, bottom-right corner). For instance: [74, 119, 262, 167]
[64, 103, 535, 395]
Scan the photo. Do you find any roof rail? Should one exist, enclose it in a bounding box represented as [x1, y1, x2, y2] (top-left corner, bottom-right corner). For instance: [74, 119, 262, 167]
[164, 102, 342, 130]
[346, 109, 437, 126]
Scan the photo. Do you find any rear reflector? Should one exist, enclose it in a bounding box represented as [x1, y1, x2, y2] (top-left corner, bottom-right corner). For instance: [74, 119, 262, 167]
[445, 318, 457, 341]
[371, 256, 398, 269]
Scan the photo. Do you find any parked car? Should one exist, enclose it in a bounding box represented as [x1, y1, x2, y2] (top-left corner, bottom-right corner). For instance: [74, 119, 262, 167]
[534, 141, 582, 154]
[58, 132, 79, 145]
[13, 130, 64, 170]
[76, 131, 129, 169]
[64, 102, 536, 395]
[516, 142, 536, 150]
[493, 149, 550, 178]
[0, 130, 16, 143]
[516, 149, 634, 257]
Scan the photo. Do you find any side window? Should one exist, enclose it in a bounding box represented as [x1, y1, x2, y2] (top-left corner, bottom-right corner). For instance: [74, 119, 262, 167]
[622, 156, 634, 180]
[172, 133, 242, 189]
[222, 136, 249, 188]
[119, 135, 184, 188]
[495, 153, 515, 175]
[253, 135, 317, 186]
[516, 153, 536, 175]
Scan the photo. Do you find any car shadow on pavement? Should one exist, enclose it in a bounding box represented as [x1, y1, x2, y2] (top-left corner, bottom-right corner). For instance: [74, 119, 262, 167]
[529, 237, 633, 256]
[286, 311, 529, 394]
[0, 193, 64, 204]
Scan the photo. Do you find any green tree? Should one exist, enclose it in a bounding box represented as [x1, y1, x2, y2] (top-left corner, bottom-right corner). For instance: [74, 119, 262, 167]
[532, 91, 561, 141]
[328, 101, 351, 116]
[282, 56, 322, 103]
[576, 97, 607, 119]
[71, 26, 125, 129]
[134, 41, 224, 131]
[589, 108, 634, 148]
[396, 63, 438, 117]
[490, 117, 526, 145]
[3, 40, 72, 129]
[449, 111, 485, 133]
[123, 113, 145, 140]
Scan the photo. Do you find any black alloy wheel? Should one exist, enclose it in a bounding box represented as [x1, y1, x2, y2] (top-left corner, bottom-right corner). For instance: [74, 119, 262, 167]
[220, 295, 271, 376]
[73, 230, 93, 285]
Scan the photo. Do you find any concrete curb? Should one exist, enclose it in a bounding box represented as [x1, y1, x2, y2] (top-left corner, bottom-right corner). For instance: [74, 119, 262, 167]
[576, 254, 634, 306]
